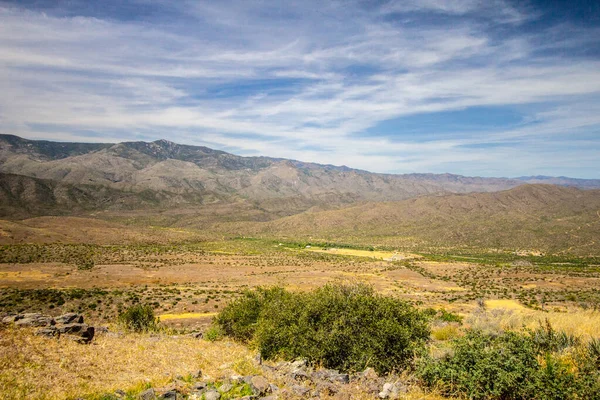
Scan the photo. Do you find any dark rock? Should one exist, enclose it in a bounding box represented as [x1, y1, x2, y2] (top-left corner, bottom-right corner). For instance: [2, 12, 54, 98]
[114, 389, 126, 398]
[55, 313, 83, 324]
[35, 327, 59, 338]
[70, 326, 95, 344]
[193, 369, 203, 379]
[160, 390, 179, 399]
[251, 376, 270, 396]
[138, 388, 156, 400]
[57, 323, 89, 334]
[192, 382, 207, 391]
[59, 323, 95, 344]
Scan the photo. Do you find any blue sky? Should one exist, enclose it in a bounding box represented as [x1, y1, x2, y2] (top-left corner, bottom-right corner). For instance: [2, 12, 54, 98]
[0, 0, 599, 178]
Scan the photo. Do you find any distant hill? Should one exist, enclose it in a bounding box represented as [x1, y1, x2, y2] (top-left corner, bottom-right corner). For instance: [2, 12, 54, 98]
[516, 176, 600, 189]
[229, 185, 600, 255]
[1, 133, 588, 219]
[1, 134, 599, 254]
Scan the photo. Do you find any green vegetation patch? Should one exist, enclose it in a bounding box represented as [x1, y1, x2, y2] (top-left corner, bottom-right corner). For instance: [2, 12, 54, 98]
[215, 283, 430, 374]
[418, 324, 600, 400]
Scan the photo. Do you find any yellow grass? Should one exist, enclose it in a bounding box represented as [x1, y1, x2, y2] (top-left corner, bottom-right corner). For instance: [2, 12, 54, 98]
[485, 299, 526, 310]
[307, 247, 394, 259]
[158, 312, 218, 320]
[305, 247, 421, 260]
[0, 327, 253, 400]
[468, 306, 600, 339]
[431, 325, 462, 341]
[0, 327, 456, 400]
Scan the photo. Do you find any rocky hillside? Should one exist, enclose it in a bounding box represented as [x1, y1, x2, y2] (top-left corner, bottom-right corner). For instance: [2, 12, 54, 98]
[0, 134, 539, 219]
[233, 185, 600, 254]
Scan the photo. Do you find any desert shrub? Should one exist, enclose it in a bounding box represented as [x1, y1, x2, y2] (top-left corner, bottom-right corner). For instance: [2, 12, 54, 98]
[214, 286, 288, 342]
[588, 337, 600, 368]
[216, 283, 430, 374]
[531, 319, 580, 352]
[418, 329, 600, 400]
[424, 307, 463, 324]
[118, 304, 159, 332]
[203, 325, 224, 342]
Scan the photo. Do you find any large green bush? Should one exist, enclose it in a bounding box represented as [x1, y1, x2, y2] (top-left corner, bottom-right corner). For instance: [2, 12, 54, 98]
[215, 284, 430, 374]
[418, 329, 600, 400]
[118, 304, 159, 332]
[215, 286, 288, 342]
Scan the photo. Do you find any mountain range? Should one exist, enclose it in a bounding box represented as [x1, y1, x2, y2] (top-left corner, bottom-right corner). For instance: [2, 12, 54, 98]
[1, 134, 599, 254]
[1, 133, 599, 218]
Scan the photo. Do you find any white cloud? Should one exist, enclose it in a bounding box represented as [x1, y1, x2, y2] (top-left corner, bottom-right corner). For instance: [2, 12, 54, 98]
[0, 1, 599, 177]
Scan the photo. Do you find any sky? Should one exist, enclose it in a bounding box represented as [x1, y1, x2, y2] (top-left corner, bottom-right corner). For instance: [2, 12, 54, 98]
[1, 0, 599, 178]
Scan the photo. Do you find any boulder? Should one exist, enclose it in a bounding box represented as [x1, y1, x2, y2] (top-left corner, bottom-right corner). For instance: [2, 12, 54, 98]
[2, 315, 22, 323]
[15, 314, 54, 327]
[35, 327, 59, 338]
[57, 323, 89, 334]
[290, 385, 310, 397]
[203, 390, 221, 400]
[55, 313, 83, 324]
[315, 382, 338, 396]
[218, 383, 233, 393]
[290, 359, 308, 369]
[378, 382, 406, 399]
[138, 388, 156, 400]
[290, 369, 310, 382]
[362, 367, 378, 380]
[250, 376, 270, 396]
[160, 391, 179, 399]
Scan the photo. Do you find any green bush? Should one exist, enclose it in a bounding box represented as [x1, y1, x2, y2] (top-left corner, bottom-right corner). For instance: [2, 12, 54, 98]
[418, 329, 600, 400]
[215, 284, 430, 374]
[214, 286, 288, 342]
[118, 304, 159, 332]
[203, 325, 225, 342]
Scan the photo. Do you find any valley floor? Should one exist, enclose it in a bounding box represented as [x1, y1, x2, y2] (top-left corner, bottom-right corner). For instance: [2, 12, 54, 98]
[1, 237, 599, 399]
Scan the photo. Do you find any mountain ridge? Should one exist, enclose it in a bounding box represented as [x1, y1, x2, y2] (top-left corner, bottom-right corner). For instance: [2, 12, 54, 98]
[1, 134, 599, 223]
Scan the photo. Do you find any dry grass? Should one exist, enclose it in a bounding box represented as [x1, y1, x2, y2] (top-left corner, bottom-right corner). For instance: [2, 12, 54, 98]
[431, 324, 462, 341]
[158, 312, 218, 321]
[0, 326, 456, 400]
[0, 326, 253, 400]
[485, 299, 526, 310]
[305, 247, 421, 260]
[467, 307, 600, 339]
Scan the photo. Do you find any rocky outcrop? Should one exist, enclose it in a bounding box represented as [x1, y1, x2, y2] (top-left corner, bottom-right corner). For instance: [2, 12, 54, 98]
[97, 357, 406, 399]
[2, 312, 95, 344]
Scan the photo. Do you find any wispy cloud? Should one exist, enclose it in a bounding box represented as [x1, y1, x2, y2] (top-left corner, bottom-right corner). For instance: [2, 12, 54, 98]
[0, 0, 599, 177]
